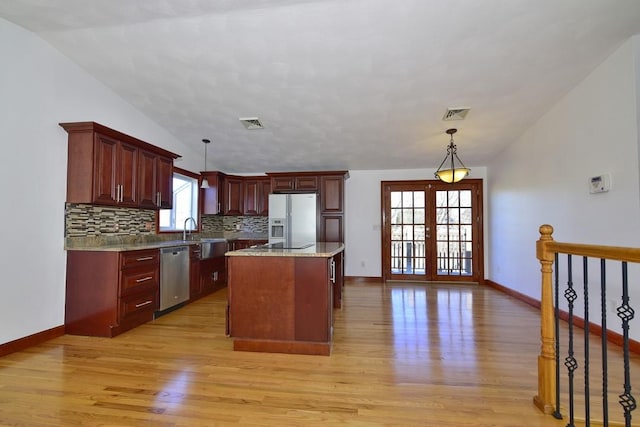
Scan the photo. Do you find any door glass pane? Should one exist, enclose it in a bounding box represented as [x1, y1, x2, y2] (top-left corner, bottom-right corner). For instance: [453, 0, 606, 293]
[436, 190, 473, 276]
[460, 190, 472, 207]
[460, 208, 472, 224]
[390, 190, 426, 276]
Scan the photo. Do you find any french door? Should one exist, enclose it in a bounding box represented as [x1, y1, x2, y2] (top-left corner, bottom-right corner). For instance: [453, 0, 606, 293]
[381, 179, 483, 283]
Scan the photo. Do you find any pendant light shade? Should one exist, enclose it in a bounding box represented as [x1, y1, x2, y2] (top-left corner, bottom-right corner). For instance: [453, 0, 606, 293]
[200, 138, 211, 189]
[434, 128, 470, 183]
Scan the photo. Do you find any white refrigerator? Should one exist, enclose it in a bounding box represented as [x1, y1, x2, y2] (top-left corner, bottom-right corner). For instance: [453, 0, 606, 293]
[268, 193, 317, 247]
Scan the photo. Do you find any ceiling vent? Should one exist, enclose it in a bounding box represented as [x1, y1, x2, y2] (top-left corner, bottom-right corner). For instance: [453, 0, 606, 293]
[443, 108, 470, 121]
[239, 117, 264, 130]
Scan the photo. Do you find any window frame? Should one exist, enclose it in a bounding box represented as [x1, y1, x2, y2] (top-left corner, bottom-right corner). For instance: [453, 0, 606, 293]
[157, 167, 201, 233]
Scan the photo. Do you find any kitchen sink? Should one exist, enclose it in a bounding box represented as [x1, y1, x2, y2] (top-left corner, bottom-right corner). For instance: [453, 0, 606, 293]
[199, 238, 227, 259]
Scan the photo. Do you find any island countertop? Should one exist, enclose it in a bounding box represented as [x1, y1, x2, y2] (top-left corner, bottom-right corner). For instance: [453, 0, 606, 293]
[225, 242, 344, 258]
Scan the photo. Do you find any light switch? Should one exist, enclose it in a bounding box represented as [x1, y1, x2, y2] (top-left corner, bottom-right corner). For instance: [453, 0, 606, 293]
[589, 173, 611, 194]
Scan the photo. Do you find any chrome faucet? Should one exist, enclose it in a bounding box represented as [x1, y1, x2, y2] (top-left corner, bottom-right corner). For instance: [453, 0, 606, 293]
[183, 217, 197, 241]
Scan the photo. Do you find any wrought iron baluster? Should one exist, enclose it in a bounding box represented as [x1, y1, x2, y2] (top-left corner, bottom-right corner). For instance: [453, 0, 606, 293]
[554, 252, 563, 419]
[565, 254, 578, 427]
[600, 259, 609, 426]
[583, 256, 590, 426]
[617, 262, 636, 427]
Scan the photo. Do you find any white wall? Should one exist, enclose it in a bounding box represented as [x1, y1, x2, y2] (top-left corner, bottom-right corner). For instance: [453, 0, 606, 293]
[487, 37, 640, 340]
[0, 18, 201, 345]
[345, 167, 487, 278]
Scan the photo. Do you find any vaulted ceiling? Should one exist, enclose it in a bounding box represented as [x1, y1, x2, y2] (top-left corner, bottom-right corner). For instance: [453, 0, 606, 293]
[2, 0, 640, 172]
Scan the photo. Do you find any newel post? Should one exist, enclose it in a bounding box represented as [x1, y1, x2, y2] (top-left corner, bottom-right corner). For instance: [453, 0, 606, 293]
[534, 224, 557, 414]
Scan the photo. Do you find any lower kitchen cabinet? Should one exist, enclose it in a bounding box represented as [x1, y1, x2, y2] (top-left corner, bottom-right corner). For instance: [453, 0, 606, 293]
[65, 249, 160, 337]
[200, 257, 226, 295]
[228, 239, 267, 251]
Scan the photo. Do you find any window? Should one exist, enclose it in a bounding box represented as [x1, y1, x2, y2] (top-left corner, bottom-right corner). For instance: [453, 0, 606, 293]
[159, 171, 199, 232]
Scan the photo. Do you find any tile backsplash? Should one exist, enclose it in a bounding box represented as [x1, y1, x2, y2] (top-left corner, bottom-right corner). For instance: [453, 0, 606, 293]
[65, 203, 268, 238]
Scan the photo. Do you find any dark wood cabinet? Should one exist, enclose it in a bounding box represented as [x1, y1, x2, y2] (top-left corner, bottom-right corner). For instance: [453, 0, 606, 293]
[229, 239, 267, 251]
[270, 173, 318, 192]
[138, 150, 174, 209]
[243, 178, 270, 216]
[60, 122, 179, 209]
[224, 177, 244, 215]
[92, 133, 138, 206]
[65, 249, 160, 337]
[200, 257, 226, 294]
[201, 171, 225, 215]
[227, 249, 343, 355]
[202, 173, 270, 216]
[189, 245, 202, 300]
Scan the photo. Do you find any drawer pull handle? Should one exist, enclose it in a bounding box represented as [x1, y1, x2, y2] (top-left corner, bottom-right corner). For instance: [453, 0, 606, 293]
[135, 276, 153, 283]
[135, 300, 153, 308]
[136, 256, 154, 261]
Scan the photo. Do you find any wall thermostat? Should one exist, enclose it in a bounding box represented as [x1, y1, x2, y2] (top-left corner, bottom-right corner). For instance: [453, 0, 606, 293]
[589, 173, 611, 194]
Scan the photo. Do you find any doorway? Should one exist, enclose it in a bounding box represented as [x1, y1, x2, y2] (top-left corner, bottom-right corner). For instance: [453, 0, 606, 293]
[381, 179, 484, 283]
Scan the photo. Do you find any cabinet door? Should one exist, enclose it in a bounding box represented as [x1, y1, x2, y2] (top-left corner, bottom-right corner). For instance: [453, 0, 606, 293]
[225, 177, 244, 215]
[271, 176, 295, 192]
[320, 215, 343, 243]
[117, 141, 139, 207]
[201, 172, 223, 215]
[189, 247, 202, 300]
[156, 156, 173, 209]
[243, 179, 260, 216]
[137, 150, 158, 209]
[296, 176, 318, 191]
[93, 133, 119, 205]
[320, 175, 343, 213]
[258, 179, 271, 216]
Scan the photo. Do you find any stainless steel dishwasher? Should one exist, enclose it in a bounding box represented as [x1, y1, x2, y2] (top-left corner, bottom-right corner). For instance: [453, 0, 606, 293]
[159, 246, 190, 311]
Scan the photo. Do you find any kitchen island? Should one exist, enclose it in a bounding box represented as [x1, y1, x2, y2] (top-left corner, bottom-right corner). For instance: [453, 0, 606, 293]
[226, 242, 344, 356]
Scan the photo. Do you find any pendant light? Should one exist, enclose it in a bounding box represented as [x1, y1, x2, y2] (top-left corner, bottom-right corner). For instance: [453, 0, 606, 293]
[200, 138, 211, 189]
[434, 128, 470, 183]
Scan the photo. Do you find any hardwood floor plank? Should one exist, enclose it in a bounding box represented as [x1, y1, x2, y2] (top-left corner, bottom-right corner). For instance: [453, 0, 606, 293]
[0, 281, 635, 426]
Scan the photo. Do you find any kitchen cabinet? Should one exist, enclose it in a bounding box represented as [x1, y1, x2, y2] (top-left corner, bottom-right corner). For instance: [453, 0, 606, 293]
[223, 176, 244, 216]
[319, 173, 347, 242]
[269, 173, 318, 192]
[228, 239, 267, 251]
[189, 245, 202, 300]
[65, 248, 160, 337]
[243, 177, 270, 216]
[201, 171, 225, 215]
[227, 243, 344, 355]
[60, 122, 180, 209]
[201, 173, 270, 216]
[200, 256, 226, 294]
[138, 150, 174, 209]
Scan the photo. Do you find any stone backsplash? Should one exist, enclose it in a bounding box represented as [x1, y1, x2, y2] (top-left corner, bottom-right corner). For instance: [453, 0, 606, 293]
[65, 203, 268, 239]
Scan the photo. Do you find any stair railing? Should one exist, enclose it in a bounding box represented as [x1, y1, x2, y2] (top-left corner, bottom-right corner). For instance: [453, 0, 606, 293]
[535, 224, 638, 426]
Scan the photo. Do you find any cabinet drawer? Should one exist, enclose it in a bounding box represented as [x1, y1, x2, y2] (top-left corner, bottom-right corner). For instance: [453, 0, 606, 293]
[121, 249, 159, 269]
[120, 267, 159, 296]
[120, 290, 158, 318]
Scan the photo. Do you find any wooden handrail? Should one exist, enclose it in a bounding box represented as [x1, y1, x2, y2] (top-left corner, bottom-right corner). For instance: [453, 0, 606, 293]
[534, 224, 640, 415]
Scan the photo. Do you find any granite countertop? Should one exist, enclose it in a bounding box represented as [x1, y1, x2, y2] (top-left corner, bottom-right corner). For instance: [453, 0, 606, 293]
[226, 242, 344, 258]
[65, 233, 268, 252]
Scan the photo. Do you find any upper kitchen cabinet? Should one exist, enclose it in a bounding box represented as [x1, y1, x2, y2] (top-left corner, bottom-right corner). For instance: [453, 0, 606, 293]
[201, 173, 270, 216]
[223, 176, 244, 216]
[243, 177, 270, 216]
[201, 171, 225, 215]
[60, 122, 180, 209]
[138, 150, 174, 209]
[269, 172, 319, 192]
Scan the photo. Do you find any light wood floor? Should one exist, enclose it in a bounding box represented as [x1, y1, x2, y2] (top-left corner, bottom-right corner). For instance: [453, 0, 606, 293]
[0, 281, 635, 426]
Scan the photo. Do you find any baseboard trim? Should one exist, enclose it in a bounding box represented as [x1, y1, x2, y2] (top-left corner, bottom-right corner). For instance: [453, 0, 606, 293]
[345, 276, 382, 284]
[0, 325, 65, 357]
[485, 280, 639, 354]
